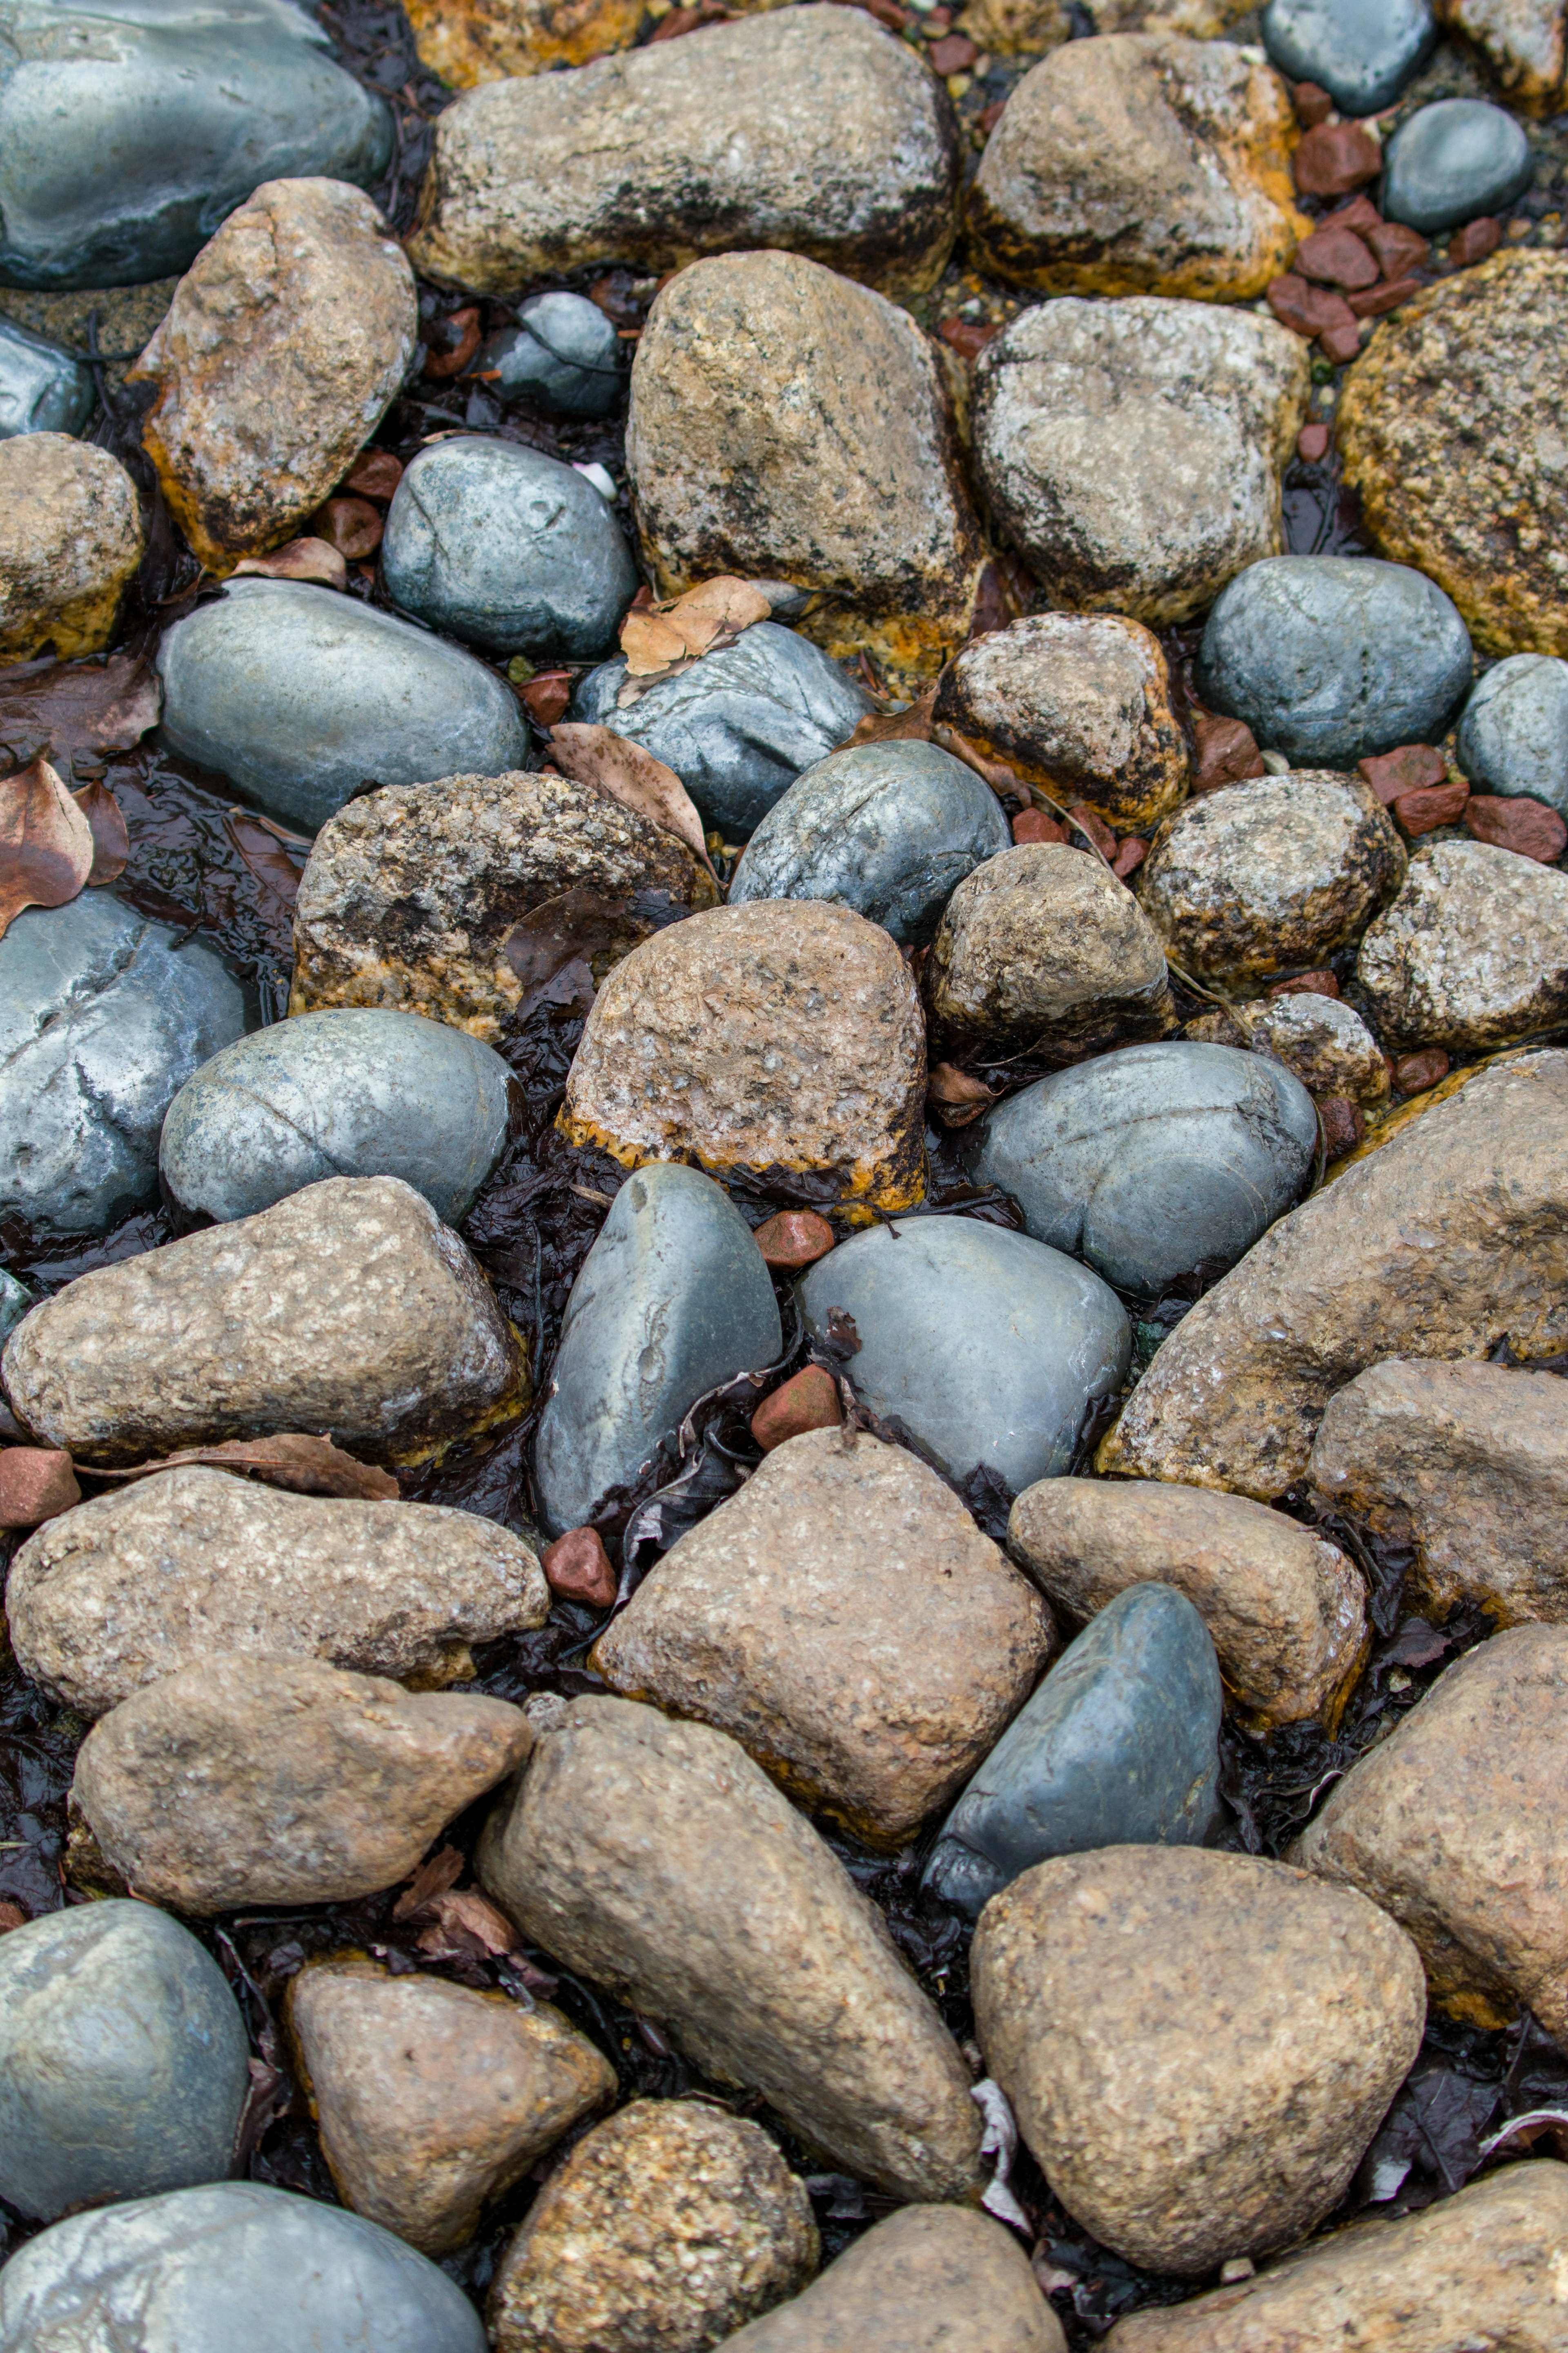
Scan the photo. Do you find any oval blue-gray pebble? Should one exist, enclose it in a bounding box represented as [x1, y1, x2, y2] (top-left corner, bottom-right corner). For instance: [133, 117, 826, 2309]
[1261, 0, 1434, 117]
[728, 740, 1011, 944]
[1381, 98, 1533, 234]
[473, 292, 624, 419]
[381, 437, 637, 661]
[1196, 555, 1472, 767]
[156, 577, 531, 834]
[160, 1008, 514, 1227]
[0, 320, 93, 437]
[922, 1583, 1224, 1918]
[1457, 653, 1568, 816]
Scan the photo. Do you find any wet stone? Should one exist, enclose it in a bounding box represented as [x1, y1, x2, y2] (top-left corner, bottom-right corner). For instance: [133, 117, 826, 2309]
[0, 1899, 249, 2222]
[1457, 652, 1568, 814]
[1265, 0, 1434, 110]
[474, 291, 624, 419]
[1381, 98, 1533, 232]
[1434, 0, 1566, 112]
[0, 433, 142, 662]
[1356, 837, 1568, 1052]
[1244, 990, 1391, 1104]
[723, 2205, 1066, 2353]
[0, 319, 91, 437]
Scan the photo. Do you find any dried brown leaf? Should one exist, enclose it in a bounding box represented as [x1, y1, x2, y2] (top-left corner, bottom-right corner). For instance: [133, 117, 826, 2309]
[231, 537, 347, 590]
[548, 724, 713, 872]
[502, 885, 633, 1023]
[343, 448, 405, 502]
[932, 720, 1018, 796]
[416, 1888, 519, 1958]
[929, 1062, 994, 1127]
[619, 575, 772, 682]
[72, 778, 130, 885]
[91, 1432, 399, 1499]
[0, 754, 94, 939]
[0, 650, 161, 772]
[845, 686, 938, 749]
[392, 1843, 465, 1920]
[224, 809, 304, 957]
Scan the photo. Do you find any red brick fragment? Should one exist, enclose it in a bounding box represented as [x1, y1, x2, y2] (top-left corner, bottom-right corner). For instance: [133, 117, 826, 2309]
[1294, 123, 1383, 197]
[1316, 1095, 1366, 1160]
[1348, 276, 1423, 317]
[1367, 220, 1429, 276]
[1465, 794, 1568, 862]
[752, 1208, 835, 1271]
[1295, 227, 1379, 289]
[519, 671, 572, 728]
[1192, 711, 1265, 791]
[1297, 421, 1330, 462]
[1321, 194, 1382, 234]
[1267, 272, 1347, 339]
[1449, 216, 1501, 266]
[1268, 969, 1341, 1000]
[0, 1448, 80, 1529]
[1013, 807, 1065, 844]
[1358, 743, 1447, 803]
[343, 448, 403, 502]
[938, 317, 996, 363]
[1321, 315, 1362, 362]
[751, 1365, 844, 1453]
[1112, 835, 1147, 880]
[1393, 776, 1470, 835]
[928, 30, 977, 70]
[1393, 1048, 1450, 1093]
[541, 1526, 617, 1610]
[1293, 80, 1333, 125]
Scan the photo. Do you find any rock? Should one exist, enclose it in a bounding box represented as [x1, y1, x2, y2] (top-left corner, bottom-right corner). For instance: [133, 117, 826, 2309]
[971, 1845, 1425, 2274]
[972, 297, 1307, 628]
[753, 1209, 836, 1271]
[541, 1525, 617, 1609]
[488, 2100, 817, 2353]
[534, 1163, 782, 1536]
[408, 7, 958, 302]
[751, 1364, 843, 1451]
[1011, 1476, 1366, 1726]
[1435, 0, 1566, 110]
[1356, 838, 1568, 1052]
[1261, 0, 1435, 112]
[924, 842, 1175, 1060]
[933, 614, 1188, 833]
[0, 1899, 248, 2222]
[1337, 253, 1568, 659]
[572, 623, 873, 839]
[473, 291, 623, 418]
[1457, 652, 1568, 814]
[156, 578, 532, 835]
[160, 1009, 513, 1227]
[0, 0, 392, 291]
[1138, 772, 1406, 984]
[477, 1696, 983, 2201]
[0, 320, 92, 438]
[0, 434, 141, 661]
[594, 1427, 1050, 1844]
[290, 767, 714, 1041]
[72, 1654, 532, 1913]
[0, 2181, 486, 2353]
[6, 1464, 549, 1717]
[558, 901, 927, 1211]
[0, 892, 246, 1240]
[1382, 98, 1533, 233]
[1310, 1358, 1568, 1626]
[288, 1961, 614, 2255]
[0, 1448, 79, 1529]
[728, 742, 1011, 946]
[925, 1584, 1222, 1918]
[1292, 118, 1382, 196]
[402, 0, 644, 87]
[1244, 990, 1391, 1105]
[722, 2205, 1065, 2353]
[380, 438, 636, 661]
[625, 252, 985, 685]
[1099, 1049, 1568, 1497]
[129, 178, 415, 574]
[969, 36, 1307, 299]
[1196, 555, 1473, 766]
[798, 1216, 1129, 1493]
[2, 1175, 524, 1469]
[967, 1042, 1318, 1297]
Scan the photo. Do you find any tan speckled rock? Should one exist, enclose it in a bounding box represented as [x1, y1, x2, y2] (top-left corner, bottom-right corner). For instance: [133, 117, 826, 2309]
[5, 1465, 548, 1717]
[290, 769, 716, 1041]
[1244, 992, 1391, 1106]
[1339, 254, 1568, 658]
[933, 614, 1187, 832]
[626, 251, 986, 685]
[1356, 838, 1568, 1053]
[1437, 0, 1565, 112]
[559, 901, 927, 1213]
[488, 2100, 817, 2353]
[403, 0, 645, 87]
[593, 1429, 1051, 1844]
[129, 178, 416, 574]
[1, 1175, 524, 1470]
[477, 1697, 984, 2201]
[1009, 1477, 1366, 1726]
[72, 1655, 532, 1914]
[724, 2205, 1065, 2353]
[289, 1962, 614, 2255]
[0, 435, 143, 663]
[972, 1845, 1426, 2275]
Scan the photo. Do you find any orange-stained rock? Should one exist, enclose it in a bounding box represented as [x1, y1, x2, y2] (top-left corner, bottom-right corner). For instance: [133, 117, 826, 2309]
[752, 1210, 835, 1270]
[0, 436, 143, 664]
[403, 0, 646, 87]
[751, 1367, 843, 1452]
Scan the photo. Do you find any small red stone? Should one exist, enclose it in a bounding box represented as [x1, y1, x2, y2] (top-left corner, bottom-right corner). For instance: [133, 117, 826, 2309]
[1358, 743, 1448, 803]
[1465, 794, 1568, 862]
[1013, 807, 1066, 843]
[1067, 802, 1117, 861]
[311, 494, 383, 560]
[1296, 421, 1330, 462]
[0, 1448, 80, 1529]
[1293, 79, 1334, 126]
[978, 97, 1008, 135]
[751, 1365, 844, 1453]
[1295, 226, 1379, 290]
[1267, 274, 1360, 359]
[343, 448, 404, 502]
[1316, 1095, 1366, 1160]
[1191, 711, 1265, 792]
[1348, 275, 1423, 318]
[519, 671, 572, 727]
[752, 1208, 836, 1270]
[0, 1902, 25, 1934]
[1319, 314, 1363, 364]
[1321, 194, 1382, 234]
[1449, 216, 1501, 266]
[1392, 776, 1470, 836]
[938, 317, 996, 363]
[541, 1526, 617, 1610]
[928, 30, 977, 71]
[1268, 969, 1341, 1000]
[1293, 122, 1383, 198]
[1366, 220, 1430, 277]
[1393, 1048, 1450, 1093]
[1112, 835, 1147, 879]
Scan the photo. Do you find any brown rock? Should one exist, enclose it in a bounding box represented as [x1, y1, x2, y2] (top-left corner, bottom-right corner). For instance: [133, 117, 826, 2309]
[1393, 1045, 1449, 1091]
[1449, 214, 1502, 265]
[1357, 839, 1568, 1051]
[488, 2100, 817, 2353]
[1267, 966, 1340, 996]
[973, 1845, 1424, 2274]
[1292, 77, 1333, 123]
[1112, 834, 1147, 878]
[1293, 1624, 1568, 2038]
[1349, 274, 1423, 318]
[593, 1428, 1050, 1842]
[343, 449, 404, 500]
[752, 1209, 835, 1270]
[1246, 992, 1389, 1104]
[1294, 225, 1379, 289]
[1316, 1093, 1365, 1158]
[541, 1526, 617, 1609]
[129, 179, 416, 575]
[1293, 120, 1382, 196]
[1098, 1050, 1568, 1497]
[71, 1655, 532, 1914]
[558, 901, 927, 1214]
[1266, 272, 1359, 352]
[1296, 419, 1330, 459]
[0, 1448, 80, 1530]
[311, 495, 383, 560]
[288, 1961, 614, 2255]
[750, 1366, 844, 1452]
[1436, 0, 1565, 111]
[1466, 791, 1568, 860]
[0, 436, 143, 664]
[403, 0, 644, 87]
[1009, 1476, 1366, 1726]
[1368, 219, 1430, 276]
[1014, 807, 1067, 843]
[1192, 711, 1265, 790]
[723, 2205, 1065, 2353]
[1393, 776, 1470, 834]
[1359, 742, 1448, 802]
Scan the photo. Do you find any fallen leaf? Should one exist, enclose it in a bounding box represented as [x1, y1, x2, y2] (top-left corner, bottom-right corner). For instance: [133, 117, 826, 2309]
[547, 725, 714, 872]
[0, 650, 160, 772]
[224, 809, 305, 957]
[392, 1844, 464, 1921]
[91, 1432, 399, 1499]
[232, 537, 347, 590]
[502, 885, 633, 1024]
[415, 1887, 519, 1958]
[846, 687, 938, 749]
[342, 448, 404, 502]
[310, 496, 383, 561]
[929, 1062, 994, 1127]
[72, 778, 129, 885]
[0, 754, 94, 940]
[932, 720, 1018, 797]
[618, 575, 772, 696]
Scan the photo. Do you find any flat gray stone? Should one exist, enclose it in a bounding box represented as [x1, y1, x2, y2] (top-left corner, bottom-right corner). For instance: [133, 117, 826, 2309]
[0, 890, 247, 1239]
[0, 1899, 249, 2222]
[1196, 555, 1472, 767]
[924, 1583, 1223, 1918]
[1382, 99, 1533, 235]
[0, 2181, 488, 2352]
[0, 319, 91, 436]
[474, 292, 623, 419]
[1457, 653, 1568, 816]
[381, 437, 637, 661]
[160, 1008, 513, 1227]
[728, 740, 1011, 945]
[534, 1162, 783, 1534]
[967, 1042, 1319, 1298]
[1261, 0, 1434, 116]
[157, 578, 531, 834]
[797, 1216, 1129, 1493]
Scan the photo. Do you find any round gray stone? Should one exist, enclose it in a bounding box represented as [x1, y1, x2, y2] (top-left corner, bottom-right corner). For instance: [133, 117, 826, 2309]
[0, 2181, 488, 2352]
[0, 320, 92, 437]
[923, 1583, 1224, 1918]
[0, 890, 247, 1239]
[1457, 653, 1568, 816]
[728, 740, 1011, 945]
[474, 292, 624, 419]
[1261, 0, 1434, 116]
[535, 1162, 784, 1536]
[159, 1008, 514, 1227]
[0, 1900, 249, 2223]
[156, 577, 531, 834]
[1196, 555, 1472, 767]
[381, 437, 637, 661]
[797, 1216, 1129, 1494]
[966, 1042, 1320, 1298]
[1381, 99, 1533, 234]
[571, 622, 873, 839]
